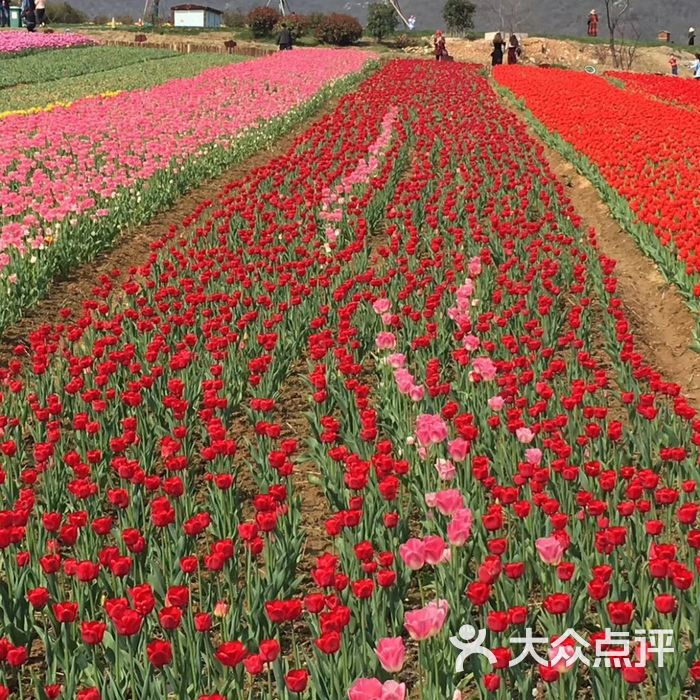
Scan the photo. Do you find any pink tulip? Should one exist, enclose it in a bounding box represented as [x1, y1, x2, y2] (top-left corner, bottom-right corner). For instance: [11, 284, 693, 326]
[422, 536, 447, 565]
[548, 642, 577, 673]
[447, 438, 469, 462]
[409, 385, 425, 402]
[415, 414, 449, 447]
[433, 489, 464, 515]
[380, 681, 406, 700]
[525, 448, 542, 465]
[516, 427, 535, 444]
[348, 679, 406, 700]
[348, 678, 383, 700]
[375, 332, 396, 350]
[434, 458, 456, 481]
[404, 599, 449, 640]
[386, 353, 405, 368]
[447, 508, 473, 546]
[463, 334, 480, 351]
[398, 538, 425, 570]
[373, 298, 391, 314]
[375, 637, 405, 673]
[488, 396, 504, 411]
[536, 536, 566, 565]
[468, 256, 482, 276]
[394, 369, 415, 394]
[472, 357, 497, 381]
[0, 32, 93, 54]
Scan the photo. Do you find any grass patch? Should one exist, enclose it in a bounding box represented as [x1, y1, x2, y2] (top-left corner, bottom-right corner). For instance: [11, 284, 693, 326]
[1, 52, 248, 113]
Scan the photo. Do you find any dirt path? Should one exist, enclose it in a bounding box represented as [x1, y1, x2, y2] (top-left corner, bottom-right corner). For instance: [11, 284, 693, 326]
[444, 36, 696, 75]
[520, 120, 700, 407]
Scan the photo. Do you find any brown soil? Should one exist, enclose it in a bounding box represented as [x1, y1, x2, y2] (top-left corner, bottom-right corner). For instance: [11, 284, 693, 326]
[407, 35, 696, 75]
[79, 28, 273, 54]
[502, 102, 700, 407]
[279, 362, 334, 575]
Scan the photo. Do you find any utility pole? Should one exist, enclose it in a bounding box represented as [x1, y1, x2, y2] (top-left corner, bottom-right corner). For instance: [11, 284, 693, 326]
[266, 0, 292, 15]
[385, 0, 411, 29]
[142, 0, 160, 25]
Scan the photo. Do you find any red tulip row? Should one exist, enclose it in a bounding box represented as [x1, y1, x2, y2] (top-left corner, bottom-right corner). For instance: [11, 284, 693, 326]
[299, 62, 700, 699]
[494, 65, 700, 310]
[608, 71, 700, 112]
[0, 58, 699, 700]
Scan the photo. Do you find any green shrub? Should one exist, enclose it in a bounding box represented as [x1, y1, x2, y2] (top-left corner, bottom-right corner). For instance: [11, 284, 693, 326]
[246, 6, 281, 38]
[366, 3, 398, 42]
[223, 9, 246, 28]
[276, 13, 309, 39]
[313, 13, 362, 46]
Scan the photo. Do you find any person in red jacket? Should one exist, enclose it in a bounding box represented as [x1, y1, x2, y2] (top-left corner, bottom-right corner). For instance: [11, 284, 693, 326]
[587, 9, 599, 37]
[434, 31, 447, 61]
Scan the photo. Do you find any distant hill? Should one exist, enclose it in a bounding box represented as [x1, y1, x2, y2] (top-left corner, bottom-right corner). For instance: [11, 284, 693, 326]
[71, 0, 698, 43]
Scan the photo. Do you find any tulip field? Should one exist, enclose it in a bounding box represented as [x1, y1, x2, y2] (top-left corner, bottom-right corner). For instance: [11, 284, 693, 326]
[0, 32, 94, 55]
[0, 52, 251, 118]
[1, 51, 700, 700]
[494, 66, 700, 316]
[608, 71, 700, 112]
[0, 48, 373, 332]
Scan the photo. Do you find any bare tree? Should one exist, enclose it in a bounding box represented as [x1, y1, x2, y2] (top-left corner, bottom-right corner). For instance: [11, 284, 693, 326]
[602, 0, 640, 69]
[485, 0, 530, 34]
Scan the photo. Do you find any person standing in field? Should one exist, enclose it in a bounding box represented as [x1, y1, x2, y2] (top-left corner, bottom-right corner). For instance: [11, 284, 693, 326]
[21, 0, 36, 31]
[669, 55, 679, 75]
[0, 0, 10, 27]
[689, 28, 696, 46]
[434, 31, 447, 61]
[507, 34, 521, 64]
[35, 0, 46, 27]
[491, 32, 506, 67]
[587, 9, 599, 37]
[692, 53, 700, 79]
[277, 22, 292, 51]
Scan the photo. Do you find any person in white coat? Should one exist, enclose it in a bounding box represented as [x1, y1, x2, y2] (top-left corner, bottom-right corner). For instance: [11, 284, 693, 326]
[35, 0, 46, 26]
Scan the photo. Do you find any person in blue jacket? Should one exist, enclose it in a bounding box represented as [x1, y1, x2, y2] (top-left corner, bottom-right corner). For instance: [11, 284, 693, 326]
[0, 0, 10, 28]
[22, 0, 37, 31]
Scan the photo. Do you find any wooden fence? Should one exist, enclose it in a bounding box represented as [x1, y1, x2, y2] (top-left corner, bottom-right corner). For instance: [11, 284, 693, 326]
[98, 39, 275, 58]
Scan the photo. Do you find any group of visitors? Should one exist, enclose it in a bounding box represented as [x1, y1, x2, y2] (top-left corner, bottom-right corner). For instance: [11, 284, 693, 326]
[667, 28, 699, 77]
[432, 31, 522, 65]
[491, 32, 521, 66]
[10, 0, 46, 31]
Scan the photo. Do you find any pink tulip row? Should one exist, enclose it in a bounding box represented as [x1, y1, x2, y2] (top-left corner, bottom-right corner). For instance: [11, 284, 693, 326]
[0, 30, 94, 54]
[0, 48, 375, 276]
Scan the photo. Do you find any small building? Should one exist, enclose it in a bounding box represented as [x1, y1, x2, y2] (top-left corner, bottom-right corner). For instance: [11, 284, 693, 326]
[171, 4, 223, 28]
[657, 30, 671, 43]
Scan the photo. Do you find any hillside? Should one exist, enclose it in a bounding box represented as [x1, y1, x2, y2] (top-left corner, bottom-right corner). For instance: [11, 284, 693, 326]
[70, 0, 698, 42]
